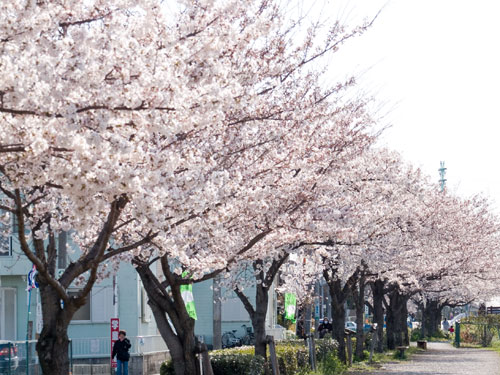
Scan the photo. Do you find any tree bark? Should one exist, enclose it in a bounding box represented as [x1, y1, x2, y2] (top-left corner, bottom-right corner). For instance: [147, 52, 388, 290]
[353, 274, 366, 360]
[36, 283, 77, 375]
[137, 262, 201, 375]
[384, 294, 395, 350]
[401, 297, 410, 346]
[421, 298, 442, 337]
[330, 280, 347, 363]
[235, 255, 288, 359]
[236, 278, 270, 358]
[371, 279, 385, 353]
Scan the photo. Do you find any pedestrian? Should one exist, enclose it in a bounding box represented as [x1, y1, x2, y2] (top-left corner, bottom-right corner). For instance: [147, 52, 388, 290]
[318, 317, 332, 338]
[112, 330, 131, 375]
[442, 318, 450, 332]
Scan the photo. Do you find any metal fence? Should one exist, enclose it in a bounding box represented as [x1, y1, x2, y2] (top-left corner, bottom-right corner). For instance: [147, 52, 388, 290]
[71, 335, 168, 358]
[0, 340, 45, 375]
[0, 336, 168, 374]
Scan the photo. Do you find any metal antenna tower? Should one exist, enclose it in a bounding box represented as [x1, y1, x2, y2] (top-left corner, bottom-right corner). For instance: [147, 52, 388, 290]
[438, 161, 447, 192]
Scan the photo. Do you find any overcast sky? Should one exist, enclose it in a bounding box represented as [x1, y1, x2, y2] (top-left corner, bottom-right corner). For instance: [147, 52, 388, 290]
[316, 0, 500, 209]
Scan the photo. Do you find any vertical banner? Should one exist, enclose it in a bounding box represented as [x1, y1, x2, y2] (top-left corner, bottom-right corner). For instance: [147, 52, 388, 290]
[110, 318, 120, 369]
[284, 293, 297, 323]
[180, 271, 197, 320]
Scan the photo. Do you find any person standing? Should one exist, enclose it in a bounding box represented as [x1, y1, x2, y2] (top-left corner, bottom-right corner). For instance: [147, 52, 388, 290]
[112, 330, 131, 375]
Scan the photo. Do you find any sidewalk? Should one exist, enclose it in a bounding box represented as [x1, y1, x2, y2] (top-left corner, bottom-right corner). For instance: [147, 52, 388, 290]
[348, 342, 500, 375]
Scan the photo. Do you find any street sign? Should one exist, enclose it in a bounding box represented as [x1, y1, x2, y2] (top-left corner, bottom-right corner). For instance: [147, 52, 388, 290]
[110, 318, 119, 369]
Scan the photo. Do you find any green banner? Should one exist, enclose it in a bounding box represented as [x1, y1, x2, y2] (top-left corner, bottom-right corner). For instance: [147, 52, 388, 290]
[284, 293, 297, 323]
[180, 271, 197, 320]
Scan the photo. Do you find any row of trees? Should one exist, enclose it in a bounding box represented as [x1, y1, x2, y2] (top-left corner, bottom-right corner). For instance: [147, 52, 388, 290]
[1, 1, 499, 374]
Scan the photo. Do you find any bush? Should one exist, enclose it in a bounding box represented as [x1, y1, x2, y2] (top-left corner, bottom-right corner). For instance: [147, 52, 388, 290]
[410, 328, 422, 342]
[318, 352, 347, 375]
[160, 360, 175, 375]
[160, 339, 343, 375]
[211, 354, 266, 375]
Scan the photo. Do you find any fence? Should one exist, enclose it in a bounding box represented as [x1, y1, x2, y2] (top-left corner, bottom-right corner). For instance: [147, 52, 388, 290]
[0, 340, 55, 375]
[0, 336, 168, 374]
[454, 321, 500, 348]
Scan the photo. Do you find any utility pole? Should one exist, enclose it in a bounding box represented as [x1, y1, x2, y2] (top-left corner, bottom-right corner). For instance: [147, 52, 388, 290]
[438, 161, 447, 192]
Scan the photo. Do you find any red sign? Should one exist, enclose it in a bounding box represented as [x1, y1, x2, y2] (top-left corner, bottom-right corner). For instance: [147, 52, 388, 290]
[110, 318, 120, 369]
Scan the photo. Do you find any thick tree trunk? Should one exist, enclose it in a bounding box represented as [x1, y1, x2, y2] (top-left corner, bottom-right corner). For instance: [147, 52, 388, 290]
[421, 299, 442, 337]
[385, 295, 395, 350]
[386, 288, 408, 350]
[353, 275, 366, 360]
[371, 280, 385, 353]
[149, 300, 199, 375]
[330, 279, 347, 363]
[137, 265, 200, 375]
[249, 284, 269, 358]
[36, 284, 75, 375]
[401, 298, 410, 346]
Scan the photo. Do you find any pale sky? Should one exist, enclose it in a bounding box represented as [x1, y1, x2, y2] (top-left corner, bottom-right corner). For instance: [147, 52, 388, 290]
[318, 0, 500, 209]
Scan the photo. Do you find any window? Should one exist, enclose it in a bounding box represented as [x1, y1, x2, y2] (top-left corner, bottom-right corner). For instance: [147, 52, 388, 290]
[69, 287, 114, 323]
[91, 286, 114, 322]
[69, 291, 91, 321]
[141, 287, 152, 323]
[0, 288, 17, 340]
[0, 211, 11, 257]
[0, 236, 11, 257]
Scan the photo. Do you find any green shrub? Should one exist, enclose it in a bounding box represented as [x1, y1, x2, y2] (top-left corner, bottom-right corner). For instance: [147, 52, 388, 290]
[160, 360, 175, 375]
[160, 339, 343, 375]
[315, 338, 338, 363]
[318, 352, 347, 375]
[211, 354, 266, 375]
[410, 328, 421, 341]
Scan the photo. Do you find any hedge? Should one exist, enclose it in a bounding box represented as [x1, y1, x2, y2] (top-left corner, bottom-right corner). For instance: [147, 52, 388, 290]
[160, 339, 343, 375]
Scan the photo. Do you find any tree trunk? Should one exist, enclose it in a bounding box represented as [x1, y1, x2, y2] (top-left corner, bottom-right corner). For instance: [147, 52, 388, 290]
[330, 279, 347, 363]
[421, 298, 442, 337]
[385, 295, 395, 350]
[137, 264, 200, 375]
[390, 291, 402, 348]
[149, 300, 199, 375]
[401, 298, 410, 346]
[371, 280, 385, 353]
[249, 284, 269, 358]
[36, 284, 75, 375]
[353, 275, 366, 360]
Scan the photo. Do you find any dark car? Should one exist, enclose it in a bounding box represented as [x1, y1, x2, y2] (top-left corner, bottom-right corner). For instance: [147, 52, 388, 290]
[0, 341, 19, 374]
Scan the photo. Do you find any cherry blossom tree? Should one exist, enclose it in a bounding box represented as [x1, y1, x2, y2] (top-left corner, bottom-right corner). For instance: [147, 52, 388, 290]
[0, 0, 378, 373]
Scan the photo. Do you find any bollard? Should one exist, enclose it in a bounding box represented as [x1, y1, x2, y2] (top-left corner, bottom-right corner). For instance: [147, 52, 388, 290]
[455, 322, 460, 348]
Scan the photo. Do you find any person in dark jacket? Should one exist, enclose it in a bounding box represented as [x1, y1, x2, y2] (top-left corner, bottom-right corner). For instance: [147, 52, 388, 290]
[112, 330, 131, 375]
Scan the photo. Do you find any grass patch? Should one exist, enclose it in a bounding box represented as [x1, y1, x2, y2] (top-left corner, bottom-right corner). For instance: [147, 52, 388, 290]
[347, 346, 424, 374]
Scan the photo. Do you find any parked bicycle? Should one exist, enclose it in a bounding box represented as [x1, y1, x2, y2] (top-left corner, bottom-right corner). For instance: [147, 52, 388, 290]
[240, 324, 255, 345]
[221, 330, 241, 348]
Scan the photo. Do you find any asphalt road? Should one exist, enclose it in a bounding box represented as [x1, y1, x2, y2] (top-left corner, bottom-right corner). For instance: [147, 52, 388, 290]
[349, 342, 500, 375]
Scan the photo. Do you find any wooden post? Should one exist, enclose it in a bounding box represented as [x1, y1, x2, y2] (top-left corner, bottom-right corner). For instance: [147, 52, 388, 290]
[369, 329, 377, 363]
[266, 336, 280, 375]
[200, 343, 214, 375]
[306, 334, 316, 370]
[346, 332, 353, 366]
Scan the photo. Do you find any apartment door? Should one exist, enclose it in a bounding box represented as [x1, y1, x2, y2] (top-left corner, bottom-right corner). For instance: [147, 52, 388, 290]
[0, 288, 17, 340]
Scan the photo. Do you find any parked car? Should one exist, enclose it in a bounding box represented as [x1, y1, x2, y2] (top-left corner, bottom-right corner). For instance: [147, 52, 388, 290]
[345, 321, 357, 332]
[0, 341, 19, 374]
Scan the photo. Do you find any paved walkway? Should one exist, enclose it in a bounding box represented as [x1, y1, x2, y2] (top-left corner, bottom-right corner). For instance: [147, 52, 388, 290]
[349, 342, 500, 375]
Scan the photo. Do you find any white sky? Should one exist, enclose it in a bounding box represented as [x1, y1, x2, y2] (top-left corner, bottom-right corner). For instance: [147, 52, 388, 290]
[317, 0, 500, 209]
